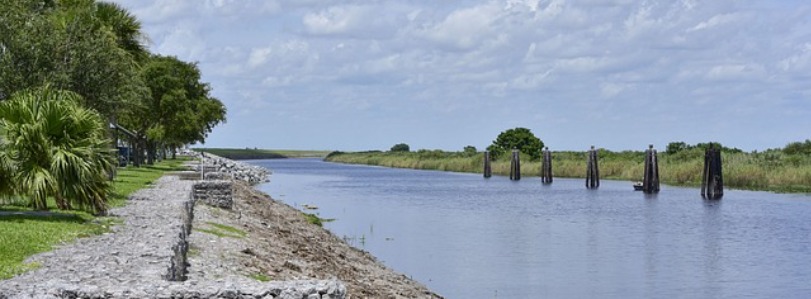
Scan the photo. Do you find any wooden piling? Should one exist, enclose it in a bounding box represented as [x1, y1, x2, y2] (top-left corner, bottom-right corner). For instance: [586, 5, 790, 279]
[585, 146, 600, 189]
[483, 151, 492, 178]
[510, 149, 521, 181]
[643, 144, 660, 193]
[701, 144, 724, 199]
[541, 147, 553, 184]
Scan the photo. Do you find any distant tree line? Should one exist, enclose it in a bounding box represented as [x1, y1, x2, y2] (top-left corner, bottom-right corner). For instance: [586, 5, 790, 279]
[665, 142, 743, 155]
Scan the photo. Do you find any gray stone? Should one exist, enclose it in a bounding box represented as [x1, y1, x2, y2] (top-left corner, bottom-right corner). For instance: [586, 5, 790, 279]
[0, 174, 346, 299]
[190, 153, 270, 185]
[192, 180, 233, 209]
[203, 172, 227, 180]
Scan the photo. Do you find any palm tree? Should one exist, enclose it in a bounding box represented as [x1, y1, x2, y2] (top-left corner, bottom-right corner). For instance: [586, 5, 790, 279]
[0, 87, 114, 214]
[0, 138, 14, 200]
[93, 1, 149, 62]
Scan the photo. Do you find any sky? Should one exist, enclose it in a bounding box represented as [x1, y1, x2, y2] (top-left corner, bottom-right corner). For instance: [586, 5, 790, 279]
[110, 0, 811, 152]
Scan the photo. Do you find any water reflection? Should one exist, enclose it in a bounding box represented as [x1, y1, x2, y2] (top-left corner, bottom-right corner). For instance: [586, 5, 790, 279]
[702, 199, 723, 298]
[643, 195, 658, 298]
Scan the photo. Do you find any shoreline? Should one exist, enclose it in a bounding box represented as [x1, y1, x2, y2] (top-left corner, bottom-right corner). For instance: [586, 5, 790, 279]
[325, 152, 811, 194]
[0, 154, 442, 298]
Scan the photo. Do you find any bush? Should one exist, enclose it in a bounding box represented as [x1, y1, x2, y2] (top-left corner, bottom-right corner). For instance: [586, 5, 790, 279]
[463, 145, 477, 155]
[784, 139, 811, 155]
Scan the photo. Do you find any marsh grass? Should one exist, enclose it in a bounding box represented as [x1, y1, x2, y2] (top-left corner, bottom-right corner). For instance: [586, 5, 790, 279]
[0, 158, 190, 280]
[326, 149, 811, 193]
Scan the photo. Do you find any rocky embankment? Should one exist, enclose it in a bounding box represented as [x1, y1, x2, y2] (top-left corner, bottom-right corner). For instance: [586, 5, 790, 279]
[194, 152, 270, 184]
[0, 155, 441, 298]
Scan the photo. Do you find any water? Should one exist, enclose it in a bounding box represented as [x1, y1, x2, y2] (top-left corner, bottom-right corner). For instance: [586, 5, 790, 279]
[253, 158, 811, 298]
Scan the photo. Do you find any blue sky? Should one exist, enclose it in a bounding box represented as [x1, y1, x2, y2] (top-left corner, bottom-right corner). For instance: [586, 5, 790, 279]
[111, 0, 811, 152]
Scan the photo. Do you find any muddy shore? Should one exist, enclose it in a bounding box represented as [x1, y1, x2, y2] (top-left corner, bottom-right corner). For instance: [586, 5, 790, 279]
[198, 180, 443, 298]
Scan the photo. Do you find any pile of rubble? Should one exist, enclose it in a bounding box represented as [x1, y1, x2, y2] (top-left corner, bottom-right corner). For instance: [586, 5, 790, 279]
[188, 152, 270, 185]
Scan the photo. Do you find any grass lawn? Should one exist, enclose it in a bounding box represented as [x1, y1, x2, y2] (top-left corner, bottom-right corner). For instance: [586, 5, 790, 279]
[0, 157, 189, 280]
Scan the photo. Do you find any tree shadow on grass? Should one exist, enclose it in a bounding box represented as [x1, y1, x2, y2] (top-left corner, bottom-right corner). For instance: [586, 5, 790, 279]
[0, 211, 86, 224]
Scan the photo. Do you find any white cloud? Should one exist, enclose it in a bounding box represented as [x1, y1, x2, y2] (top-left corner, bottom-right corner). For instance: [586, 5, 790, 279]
[555, 56, 608, 73]
[688, 13, 740, 32]
[110, 0, 811, 151]
[247, 47, 273, 68]
[419, 2, 503, 50]
[302, 5, 361, 35]
[600, 82, 632, 97]
[779, 43, 811, 73]
[704, 64, 765, 81]
[246, 40, 311, 69]
[154, 22, 205, 59]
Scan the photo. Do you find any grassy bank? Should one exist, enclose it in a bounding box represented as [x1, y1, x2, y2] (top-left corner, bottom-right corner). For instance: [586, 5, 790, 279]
[194, 148, 331, 160]
[325, 149, 811, 193]
[0, 158, 189, 280]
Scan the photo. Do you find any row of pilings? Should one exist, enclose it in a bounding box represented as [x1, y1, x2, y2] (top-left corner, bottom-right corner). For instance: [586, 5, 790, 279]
[484, 145, 723, 199]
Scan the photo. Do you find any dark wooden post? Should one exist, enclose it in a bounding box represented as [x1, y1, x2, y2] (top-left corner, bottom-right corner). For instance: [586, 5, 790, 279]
[586, 146, 600, 189]
[510, 149, 521, 181]
[541, 147, 553, 184]
[483, 151, 492, 178]
[701, 144, 724, 199]
[643, 144, 660, 193]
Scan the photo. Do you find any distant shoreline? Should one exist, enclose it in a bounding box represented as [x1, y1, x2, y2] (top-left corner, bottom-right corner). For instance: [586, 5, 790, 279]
[194, 148, 331, 160]
[325, 150, 811, 194]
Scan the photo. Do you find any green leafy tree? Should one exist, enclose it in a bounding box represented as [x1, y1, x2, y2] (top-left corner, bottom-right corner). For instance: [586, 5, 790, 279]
[666, 142, 689, 155]
[0, 1, 60, 100]
[487, 127, 544, 160]
[463, 145, 477, 155]
[0, 88, 114, 214]
[93, 1, 149, 62]
[0, 0, 146, 120]
[120, 55, 226, 164]
[783, 139, 811, 155]
[390, 143, 410, 152]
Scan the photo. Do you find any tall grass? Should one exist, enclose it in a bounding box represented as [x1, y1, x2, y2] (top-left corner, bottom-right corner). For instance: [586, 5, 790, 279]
[325, 149, 811, 193]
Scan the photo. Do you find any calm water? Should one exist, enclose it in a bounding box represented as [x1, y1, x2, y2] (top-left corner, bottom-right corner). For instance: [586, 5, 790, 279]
[253, 158, 811, 298]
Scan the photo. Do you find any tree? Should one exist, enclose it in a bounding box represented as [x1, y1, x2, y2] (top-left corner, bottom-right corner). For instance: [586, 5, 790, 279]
[120, 55, 226, 164]
[463, 145, 477, 155]
[487, 127, 544, 160]
[0, 1, 60, 100]
[93, 1, 149, 62]
[0, 88, 114, 214]
[666, 142, 689, 155]
[0, 0, 146, 120]
[391, 143, 410, 152]
[783, 139, 811, 155]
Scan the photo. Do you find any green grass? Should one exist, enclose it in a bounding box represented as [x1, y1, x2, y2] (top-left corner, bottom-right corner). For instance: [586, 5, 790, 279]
[188, 245, 200, 257]
[195, 221, 247, 239]
[110, 158, 189, 206]
[0, 158, 190, 280]
[326, 149, 811, 193]
[304, 213, 335, 227]
[194, 148, 332, 160]
[249, 272, 272, 282]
